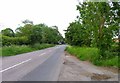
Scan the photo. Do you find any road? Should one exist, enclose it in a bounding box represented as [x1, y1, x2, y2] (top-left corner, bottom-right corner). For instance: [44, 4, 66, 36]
[0, 45, 66, 81]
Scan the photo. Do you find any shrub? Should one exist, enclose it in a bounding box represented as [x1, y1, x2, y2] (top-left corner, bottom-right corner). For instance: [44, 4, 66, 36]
[2, 35, 28, 46]
[66, 46, 119, 68]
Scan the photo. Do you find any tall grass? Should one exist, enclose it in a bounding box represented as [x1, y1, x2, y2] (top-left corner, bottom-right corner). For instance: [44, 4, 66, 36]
[66, 46, 119, 68]
[0, 47, 2, 56]
[1, 44, 55, 57]
[31, 43, 54, 50]
[2, 45, 33, 56]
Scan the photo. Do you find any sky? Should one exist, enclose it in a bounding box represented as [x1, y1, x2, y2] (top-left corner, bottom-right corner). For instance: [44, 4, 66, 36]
[0, 0, 82, 37]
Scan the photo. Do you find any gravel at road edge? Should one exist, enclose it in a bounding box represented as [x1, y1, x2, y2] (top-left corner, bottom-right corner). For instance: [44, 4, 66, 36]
[58, 52, 119, 81]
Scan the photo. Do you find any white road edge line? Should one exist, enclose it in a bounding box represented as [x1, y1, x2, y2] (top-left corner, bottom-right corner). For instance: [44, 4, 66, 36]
[39, 53, 46, 56]
[0, 59, 31, 73]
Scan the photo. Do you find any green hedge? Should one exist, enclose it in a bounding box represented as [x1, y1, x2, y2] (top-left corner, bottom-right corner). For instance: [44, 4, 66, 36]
[2, 36, 28, 46]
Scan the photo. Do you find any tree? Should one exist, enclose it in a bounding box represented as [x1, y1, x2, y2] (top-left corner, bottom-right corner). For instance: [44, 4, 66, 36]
[15, 23, 63, 45]
[41, 25, 63, 44]
[29, 25, 42, 44]
[1, 28, 15, 37]
[65, 1, 119, 57]
[78, 2, 119, 56]
[65, 21, 92, 46]
[15, 24, 33, 37]
[22, 19, 33, 25]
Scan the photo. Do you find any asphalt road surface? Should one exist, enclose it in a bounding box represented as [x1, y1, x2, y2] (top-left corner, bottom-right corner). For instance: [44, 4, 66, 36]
[0, 45, 66, 81]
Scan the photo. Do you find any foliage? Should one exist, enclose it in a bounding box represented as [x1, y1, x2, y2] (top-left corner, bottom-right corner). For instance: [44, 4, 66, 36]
[22, 19, 33, 24]
[15, 24, 33, 37]
[0, 47, 1, 56]
[0, 34, 2, 47]
[66, 46, 119, 68]
[1, 20, 63, 57]
[41, 25, 63, 44]
[1, 28, 15, 37]
[2, 35, 28, 46]
[2, 45, 33, 56]
[1, 44, 55, 56]
[65, 22, 91, 46]
[66, 46, 99, 61]
[1, 22, 63, 46]
[30, 43, 54, 50]
[29, 25, 42, 44]
[65, 2, 119, 58]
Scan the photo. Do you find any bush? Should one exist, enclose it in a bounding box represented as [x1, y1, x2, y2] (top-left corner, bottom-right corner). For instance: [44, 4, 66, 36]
[2, 35, 28, 46]
[102, 56, 118, 67]
[66, 46, 119, 68]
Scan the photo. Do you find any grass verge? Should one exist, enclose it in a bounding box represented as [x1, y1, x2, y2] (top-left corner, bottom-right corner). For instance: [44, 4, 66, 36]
[66, 46, 119, 68]
[1, 44, 55, 57]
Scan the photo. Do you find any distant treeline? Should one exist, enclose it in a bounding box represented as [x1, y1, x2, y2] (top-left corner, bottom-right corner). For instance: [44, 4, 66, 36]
[1, 20, 64, 46]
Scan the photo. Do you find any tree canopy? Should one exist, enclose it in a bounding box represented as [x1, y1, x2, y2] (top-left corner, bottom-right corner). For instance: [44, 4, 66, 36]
[65, 2, 119, 57]
[1, 28, 15, 37]
[1, 22, 63, 46]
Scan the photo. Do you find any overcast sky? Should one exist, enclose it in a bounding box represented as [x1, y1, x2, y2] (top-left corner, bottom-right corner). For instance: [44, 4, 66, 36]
[0, 0, 82, 37]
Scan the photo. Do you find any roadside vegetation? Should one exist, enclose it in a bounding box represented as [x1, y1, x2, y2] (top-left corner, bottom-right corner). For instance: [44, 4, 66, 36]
[65, 2, 119, 68]
[0, 20, 64, 56]
[1, 44, 54, 57]
[66, 46, 119, 68]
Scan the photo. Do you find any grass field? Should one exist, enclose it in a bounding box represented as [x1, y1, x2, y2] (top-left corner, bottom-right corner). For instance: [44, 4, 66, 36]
[66, 46, 119, 68]
[1, 44, 54, 57]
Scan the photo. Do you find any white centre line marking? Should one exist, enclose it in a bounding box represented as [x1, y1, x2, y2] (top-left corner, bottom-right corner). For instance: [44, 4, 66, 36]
[39, 53, 46, 56]
[0, 59, 31, 73]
